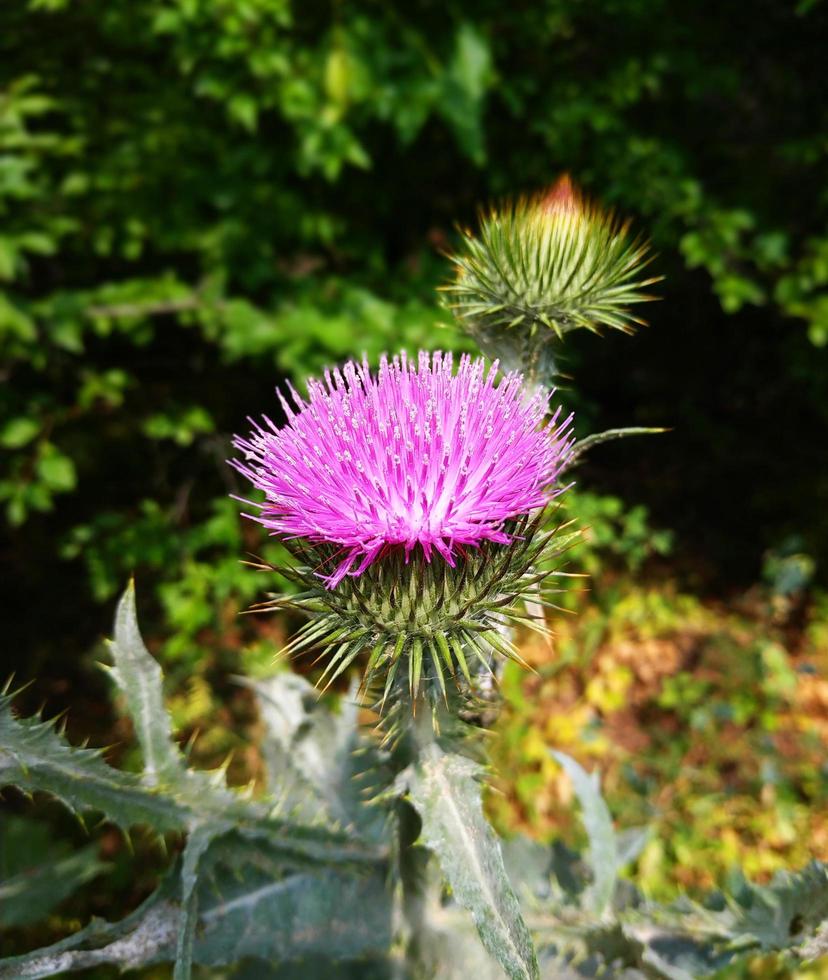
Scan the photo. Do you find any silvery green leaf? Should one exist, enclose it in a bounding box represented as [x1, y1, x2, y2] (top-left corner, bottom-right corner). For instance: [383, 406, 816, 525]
[713, 860, 828, 951]
[500, 835, 558, 904]
[0, 841, 391, 977]
[195, 863, 391, 965]
[0, 690, 186, 833]
[0, 689, 382, 871]
[248, 674, 353, 812]
[107, 580, 183, 785]
[0, 871, 178, 979]
[248, 673, 386, 841]
[550, 752, 618, 917]
[403, 745, 539, 980]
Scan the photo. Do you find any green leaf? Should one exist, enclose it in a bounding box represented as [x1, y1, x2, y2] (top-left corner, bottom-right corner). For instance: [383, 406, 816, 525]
[228, 94, 259, 133]
[35, 444, 76, 491]
[107, 581, 184, 786]
[0, 867, 179, 979]
[715, 861, 828, 951]
[550, 751, 618, 916]
[0, 690, 187, 833]
[0, 686, 380, 871]
[0, 238, 18, 280]
[194, 857, 391, 966]
[0, 840, 391, 977]
[403, 745, 539, 980]
[0, 416, 39, 449]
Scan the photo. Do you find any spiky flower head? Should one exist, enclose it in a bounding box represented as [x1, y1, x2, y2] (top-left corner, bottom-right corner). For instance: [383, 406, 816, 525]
[231, 350, 577, 716]
[232, 351, 573, 587]
[445, 174, 660, 375]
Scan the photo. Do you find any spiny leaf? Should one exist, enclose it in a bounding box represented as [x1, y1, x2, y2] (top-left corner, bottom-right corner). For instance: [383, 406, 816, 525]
[0, 690, 186, 833]
[107, 580, 184, 786]
[0, 864, 179, 980]
[0, 689, 384, 870]
[708, 861, 828, 951]
[402, 745, 539, 980]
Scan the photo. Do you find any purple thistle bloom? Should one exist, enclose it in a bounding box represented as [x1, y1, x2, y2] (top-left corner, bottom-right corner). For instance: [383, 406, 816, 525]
[231, 351, 574, 587]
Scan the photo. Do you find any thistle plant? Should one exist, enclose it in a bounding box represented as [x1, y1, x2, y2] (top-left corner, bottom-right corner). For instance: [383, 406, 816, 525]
[231, 351, 576, 721]
[3, 179, 826, 980]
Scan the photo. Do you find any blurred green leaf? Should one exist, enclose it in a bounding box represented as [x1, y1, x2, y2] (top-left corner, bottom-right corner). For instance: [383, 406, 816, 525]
[0, 416, 39, 448]
[550, 752, 618, 917]
[35, 444, 76, 492]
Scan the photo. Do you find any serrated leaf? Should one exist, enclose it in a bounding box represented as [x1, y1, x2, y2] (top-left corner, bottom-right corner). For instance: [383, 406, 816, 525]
[108, 581, 183, 786]
[550, 751, 618, 917]
[0, 691, 186, 833]
[0, 690, 382, 872]
[403, 745, 539, 980]
[720, 861, 828, 951]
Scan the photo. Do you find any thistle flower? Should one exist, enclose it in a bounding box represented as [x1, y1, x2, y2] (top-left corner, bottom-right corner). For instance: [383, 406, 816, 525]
[231, 351, 578, 712]
[445, 175, 660, 374]
[232, 351, 573, 587]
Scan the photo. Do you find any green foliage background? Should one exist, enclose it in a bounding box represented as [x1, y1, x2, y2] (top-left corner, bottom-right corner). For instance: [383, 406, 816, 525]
[2, 0, 828, 970]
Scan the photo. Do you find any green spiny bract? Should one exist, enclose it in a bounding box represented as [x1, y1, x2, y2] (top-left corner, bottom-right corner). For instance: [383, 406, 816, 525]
[250, 511, 580, 717]
[444, 175, 660, 373]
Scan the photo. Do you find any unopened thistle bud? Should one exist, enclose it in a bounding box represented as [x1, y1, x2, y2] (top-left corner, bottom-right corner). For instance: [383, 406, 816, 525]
[445, 175, 659, 375]
[231, 351, 577, 718]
